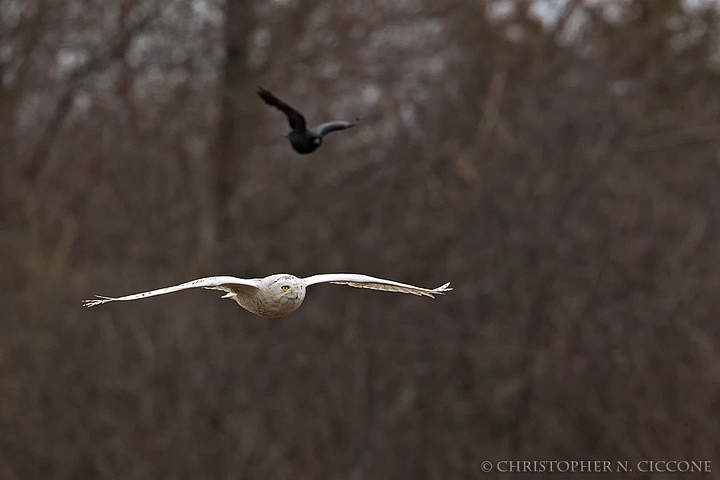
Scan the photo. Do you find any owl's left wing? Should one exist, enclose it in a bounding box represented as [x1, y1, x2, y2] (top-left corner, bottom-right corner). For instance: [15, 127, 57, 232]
[303, 273, 451, 299]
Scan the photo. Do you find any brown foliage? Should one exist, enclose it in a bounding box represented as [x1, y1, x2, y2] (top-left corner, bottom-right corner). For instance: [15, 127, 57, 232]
[2, 0, 720, 477]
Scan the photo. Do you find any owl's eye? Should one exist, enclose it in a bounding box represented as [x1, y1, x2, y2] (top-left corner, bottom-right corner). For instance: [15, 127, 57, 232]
[281, 285, 290, 291]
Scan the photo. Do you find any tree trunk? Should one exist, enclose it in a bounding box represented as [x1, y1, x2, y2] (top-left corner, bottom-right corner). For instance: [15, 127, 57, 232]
[210, 0, 257, 253]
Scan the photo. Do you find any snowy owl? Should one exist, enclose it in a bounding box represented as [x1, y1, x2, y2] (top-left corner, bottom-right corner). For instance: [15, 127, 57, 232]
[83, 273, 452, 318]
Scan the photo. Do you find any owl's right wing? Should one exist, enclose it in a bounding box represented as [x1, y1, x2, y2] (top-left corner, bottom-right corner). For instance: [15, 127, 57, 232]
[83, 276, 259, 307]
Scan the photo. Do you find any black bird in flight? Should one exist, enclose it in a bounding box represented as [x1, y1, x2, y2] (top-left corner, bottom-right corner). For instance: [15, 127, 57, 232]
[257, 87, 360, 154]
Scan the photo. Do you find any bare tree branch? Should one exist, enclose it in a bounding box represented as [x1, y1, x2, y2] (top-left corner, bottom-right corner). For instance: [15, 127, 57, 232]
[624, 124, 720, 152]
[21, 3, 163, 185]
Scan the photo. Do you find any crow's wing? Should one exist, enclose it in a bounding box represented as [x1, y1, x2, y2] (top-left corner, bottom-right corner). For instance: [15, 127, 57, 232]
[257, 87, 307, 131]
[313, 118, 361, 137]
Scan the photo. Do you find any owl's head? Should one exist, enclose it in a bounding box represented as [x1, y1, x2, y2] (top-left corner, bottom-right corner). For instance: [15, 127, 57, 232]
[260, 274, 305, 301]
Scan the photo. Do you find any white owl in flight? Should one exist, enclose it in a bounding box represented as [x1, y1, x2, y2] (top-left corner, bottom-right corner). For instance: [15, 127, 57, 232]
[83, 273, 452, 318]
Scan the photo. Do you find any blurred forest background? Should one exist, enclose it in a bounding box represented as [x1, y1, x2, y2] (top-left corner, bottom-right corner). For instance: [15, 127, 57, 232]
[2, 0, 720, 478]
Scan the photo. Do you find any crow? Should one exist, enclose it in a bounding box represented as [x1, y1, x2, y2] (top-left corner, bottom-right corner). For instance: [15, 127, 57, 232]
[257, 87, 360, 154]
